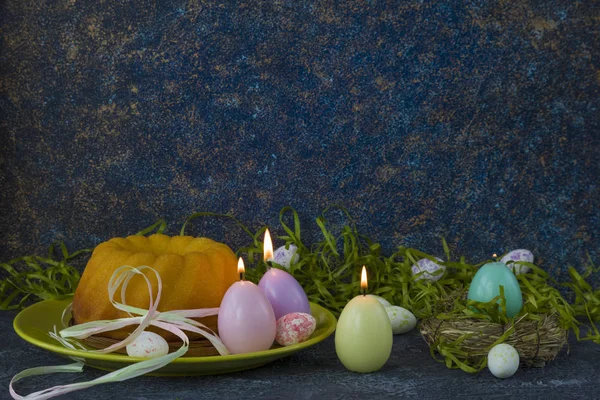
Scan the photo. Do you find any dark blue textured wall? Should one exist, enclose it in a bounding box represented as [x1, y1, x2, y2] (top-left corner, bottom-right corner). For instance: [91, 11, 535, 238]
[0, 1, 598, 280]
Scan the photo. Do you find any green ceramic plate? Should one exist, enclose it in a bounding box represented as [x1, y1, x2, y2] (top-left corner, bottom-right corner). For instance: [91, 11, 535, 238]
[13, 298, 337, 376]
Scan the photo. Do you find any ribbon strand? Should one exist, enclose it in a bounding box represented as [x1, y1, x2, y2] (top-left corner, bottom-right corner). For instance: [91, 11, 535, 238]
[10, 265, 230, 399]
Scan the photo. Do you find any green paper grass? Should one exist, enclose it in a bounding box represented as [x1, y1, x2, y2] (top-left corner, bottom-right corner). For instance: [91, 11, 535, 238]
[0, 242, 90, 310]
[1, 206, 599, 373]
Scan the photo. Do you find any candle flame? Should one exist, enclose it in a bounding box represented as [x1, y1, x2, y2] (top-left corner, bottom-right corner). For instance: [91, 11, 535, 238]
[263, 228, 274, 262]
[237, 257, 245, 274]
[361, 266, 368, 291]
[493, 253, 497, 258]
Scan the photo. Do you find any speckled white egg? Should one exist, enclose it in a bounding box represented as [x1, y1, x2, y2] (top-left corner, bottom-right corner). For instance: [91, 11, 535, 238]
[126, 331, 169, 359]
[411, 257, 446, 282]
[275, 312, 316, 346]
[385, 306, 417, 334]
[487, 343, 520, 379]
[273, 244, 300, 269]
[500, 249, 534, 275]
[368, 295, 391, 308]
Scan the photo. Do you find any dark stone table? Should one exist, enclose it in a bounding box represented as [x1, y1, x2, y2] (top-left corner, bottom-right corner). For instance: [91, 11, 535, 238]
[2, 310, 598, 400]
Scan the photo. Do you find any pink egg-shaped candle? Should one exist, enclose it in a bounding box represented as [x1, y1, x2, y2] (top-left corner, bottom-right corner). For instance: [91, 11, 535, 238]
[258, 229, 311, 320]
[218, 258, 276, 354]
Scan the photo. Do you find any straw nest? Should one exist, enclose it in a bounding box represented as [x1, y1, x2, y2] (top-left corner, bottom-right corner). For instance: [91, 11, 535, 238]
[420, 313, 569, 367]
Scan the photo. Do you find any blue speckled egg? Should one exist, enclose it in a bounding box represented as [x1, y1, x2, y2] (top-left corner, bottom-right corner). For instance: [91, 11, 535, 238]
[273, 244, 300, 269]
[411, 257, 445, 282]
[500, 249, 534, 275]
[467, 262, 523, 318]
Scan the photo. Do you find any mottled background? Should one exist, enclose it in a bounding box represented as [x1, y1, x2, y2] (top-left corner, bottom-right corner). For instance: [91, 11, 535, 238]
[0, 1, 598, 281]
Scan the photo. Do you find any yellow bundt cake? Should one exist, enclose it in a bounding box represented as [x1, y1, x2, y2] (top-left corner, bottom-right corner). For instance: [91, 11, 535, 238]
[72, 233, 238, 340]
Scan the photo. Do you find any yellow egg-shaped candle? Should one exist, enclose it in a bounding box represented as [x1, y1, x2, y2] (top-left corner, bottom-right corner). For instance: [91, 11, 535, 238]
[335, 267, 393, 373]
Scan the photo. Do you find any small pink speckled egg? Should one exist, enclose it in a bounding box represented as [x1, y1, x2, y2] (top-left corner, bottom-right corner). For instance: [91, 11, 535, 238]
[126, 331, 169, 359]
[275, 312, 316, 346]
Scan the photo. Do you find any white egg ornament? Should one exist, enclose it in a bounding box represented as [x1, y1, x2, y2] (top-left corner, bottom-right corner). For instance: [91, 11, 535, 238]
[275, 312, 316, 346]
[126, 331, 169, 359]
[500, 249, 534, 275]
[273, 244, 300, 269]
[411, 257, 446, 282]
[487, 343, 520, 379]
[385, 306, 417, 334]
[368, 294, 391, 308]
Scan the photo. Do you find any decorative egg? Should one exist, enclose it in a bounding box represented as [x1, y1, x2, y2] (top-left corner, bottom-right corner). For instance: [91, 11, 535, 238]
[368, 294, 391, 308]
[467, 262, 523, 318]
[487, 343, 520, 378]
[500, 249, 534, 275]
[411, 257, 446, 282]
[258, 268, 311, 320]
[275, 312, 317, 346]
[385, 306, 417, 334]
[218, 281, 277, 354]
[273, 244, 300, 269]
[335, 295, 393, 373]
[126, 331, 169, 359]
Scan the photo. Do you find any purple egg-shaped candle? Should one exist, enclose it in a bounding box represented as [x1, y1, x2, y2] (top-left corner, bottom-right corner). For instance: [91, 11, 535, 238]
[258, 229, 311, 320]
[218, 258, 276, 354]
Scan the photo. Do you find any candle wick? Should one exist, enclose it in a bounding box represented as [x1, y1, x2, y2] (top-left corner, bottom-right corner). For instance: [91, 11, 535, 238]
[239, 272, 245, 281]
[361, 288, 366, 297]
